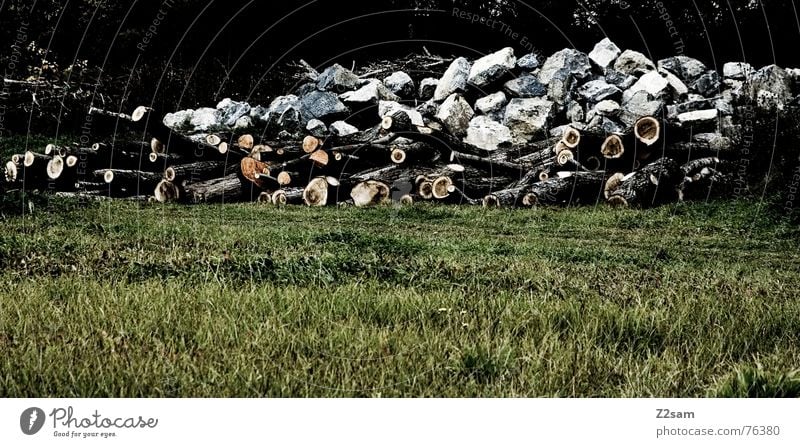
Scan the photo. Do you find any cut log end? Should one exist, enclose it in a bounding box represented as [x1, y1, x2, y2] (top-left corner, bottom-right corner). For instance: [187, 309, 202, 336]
[277, 171, 292, 186]
[5, 161, 18, 182]
[131, 106, 151, 122]
[218, 142, 229, 155]
[46, 156, 64, 180]
[556, 149, 575, 166]
[522, 193, 538, 207]
[601, 135, 625, 159]
[309, 149, 330, 168]
[302, 136, 320, 154]
[154, 180, 180, 203]
[391, 148, 407, 164]
[419, 181, 434, 200]
[66, 155, 78, 168]
[539, 171, 550, 182]
[432, 176, 453, 199]
[272, 190, 287, 206]
[585, 156, 602, 171]
[257, 192, 273, 205]
[604, 172, 625, 199]
[23, 151, 36, 167]
[148, 153, 159, 163]
[238, 134, 255, 150]
[351, 180, 390, 207]
[482, 194, 500, 208]
[303, 177, 330, 207]
[151, 138, 165, 154]
[206, 134, 222, 146]
[634, 117, 661, 146]
[103, 170, 115, 184]
[399, 194, 414, 206]
[561, 127, 581, 149]
[164, 167, 178, 183]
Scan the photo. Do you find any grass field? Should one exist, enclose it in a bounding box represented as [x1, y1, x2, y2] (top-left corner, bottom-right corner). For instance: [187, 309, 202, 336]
[0, 196, 799, 397]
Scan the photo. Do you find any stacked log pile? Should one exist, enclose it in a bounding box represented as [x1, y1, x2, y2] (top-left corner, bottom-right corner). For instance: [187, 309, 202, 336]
[6, 39, 799, 208]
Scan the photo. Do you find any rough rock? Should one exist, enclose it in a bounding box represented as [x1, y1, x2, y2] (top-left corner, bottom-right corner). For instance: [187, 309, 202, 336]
[503, 97, 555, 142]
[723, 62, 754, 80]
[383, 71, 415, 97]
[677, 109, 718, 127]
[163, 110, 194, 130]
[340, 79, 400, 105]
[659, 69, 689, 97]
[745, 65, 793, 110]
[190, 107, 221, 132]
[624, 71, 670, 101]
[306, 119, 328, 138]
[538, 49, 592, 85]
[419, 78, 439, 100]
[657, 56, 707, 85]
[620, 91, 664, 127]
[690, 71, 721, 97]
[233, 116, 253, 131]
[578, 79, 622, 102]
[329, 121, 359, 136]
[517, 53, 540, 70]
[475, 92, 508, 115]
[436, 94, 474, 137]
[605, 70, 637, 89]
[503, 74, 547, 98]
[463, 116, 513, 151]
[434, 57, 471, 101]
[300, 90, 349, 123]
[595, 99, 621, 116]
[379, 101, 425, 127]
[468, 47, 516, 87]
[614, 50, 656, 77]
[588, 38, 621, 70]
[216, 98, 251, 127]
[547, 68, 578, 105]
[317, 63, 362, 92]
[566, 101, 584, 122]
[267, 95, 302, 131]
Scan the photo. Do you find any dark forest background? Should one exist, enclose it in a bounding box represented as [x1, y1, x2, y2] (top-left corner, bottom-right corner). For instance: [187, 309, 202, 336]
[1, 0, 798, 129]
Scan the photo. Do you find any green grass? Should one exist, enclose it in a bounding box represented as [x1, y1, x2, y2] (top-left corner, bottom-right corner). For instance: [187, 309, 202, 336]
[0, 198, 798, 397]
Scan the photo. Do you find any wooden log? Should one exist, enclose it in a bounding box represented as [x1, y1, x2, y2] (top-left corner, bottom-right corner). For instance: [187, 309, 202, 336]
[482, 186, 529, 208]
[607, 158, 681, 207]
[100, 169, 163, 192]
[350, 181, 391, 207]
[154, 180, 181, 203]
[272, 188, 305, 206]
[303, 176, 340, 207]
[601, 135, 625, 159]
[165, 161, 233, 183]
[634, 117, 661, 146]
[526, 171, 607, 207]
[184, 173, 244, 204]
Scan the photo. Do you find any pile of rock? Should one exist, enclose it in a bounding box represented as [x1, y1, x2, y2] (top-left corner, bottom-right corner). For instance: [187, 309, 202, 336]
[7, 40, 799, 208]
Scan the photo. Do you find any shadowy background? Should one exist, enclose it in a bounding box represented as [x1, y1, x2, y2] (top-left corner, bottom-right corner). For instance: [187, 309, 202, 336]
[1, 0, 797, 134]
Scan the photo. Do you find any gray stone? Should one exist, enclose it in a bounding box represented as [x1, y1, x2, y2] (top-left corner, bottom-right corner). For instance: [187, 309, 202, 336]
[329, 121, 359, 136]
[605, 69, 637, 89]
[517, 53, 540, 70]
[503, 97, 555, 142]
[620, 91, 664, 127]
[584, 115, 626, 134]
[566, 101, 584, 122]
[623, 71, 670, 102]
[434, 57, 471, 101]
[419, 78, 439, 100]
[690, 71, 721, 97]
[233, 116, 253, 131]
[578, 79, 622, 102]
[216, 98, 252, 127]
[745, 65, 793, 110]
[659, 69, 689, 97]
[436, 94, 474, 137]
[300, 90, 349, 123]
[249, 105, 269, 122]
[538, 49, 592, 85]
[317, 63, 362, 92]
[547, 68, 578, 105]
[677, 109, 718, 127]
[306, 119, 328, 138]
[594, 99, 621, 116]
[723, 62, 754, 80]
[294, 83, 317, 97]
[503, 74, 547, 98]
[163, 110, 194, 130]
[379, 101, 425, 127]
[475, 92, 508, 115]
[657, 56, 707, 84]
[383, 71, 415, 98]
[339, 79, 400, 105]
[588, 38, 621, 70]
[693, 133, 732, 151]
[468, 47, 516, 87]
[190, 107, 221, 132]
[614, 50, 656, 77]
[463, 116, 513, 151]
[416, 100, 439, 118]
[666, 98, 714, 119]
